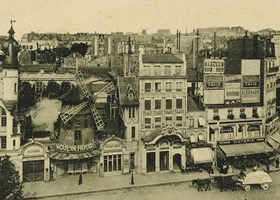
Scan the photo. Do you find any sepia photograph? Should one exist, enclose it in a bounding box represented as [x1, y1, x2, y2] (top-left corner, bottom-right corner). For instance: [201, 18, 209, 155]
[1, 0, 280, 199]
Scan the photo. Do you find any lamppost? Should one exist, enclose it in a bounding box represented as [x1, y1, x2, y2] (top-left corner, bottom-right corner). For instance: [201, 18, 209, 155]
[130, 159, 135, 185]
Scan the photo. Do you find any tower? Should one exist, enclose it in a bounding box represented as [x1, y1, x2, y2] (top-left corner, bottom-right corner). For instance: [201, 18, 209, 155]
[1, 20, 20, 101]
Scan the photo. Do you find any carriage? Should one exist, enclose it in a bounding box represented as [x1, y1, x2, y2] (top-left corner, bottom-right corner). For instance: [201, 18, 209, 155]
[236, 171, 273, 191]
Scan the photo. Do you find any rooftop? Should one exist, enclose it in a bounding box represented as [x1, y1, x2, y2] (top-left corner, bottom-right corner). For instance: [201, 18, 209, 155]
[142, 54, 183, 64]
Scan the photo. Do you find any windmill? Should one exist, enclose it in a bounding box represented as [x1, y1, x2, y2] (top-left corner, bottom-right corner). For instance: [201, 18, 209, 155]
[60, 70, 115, 131]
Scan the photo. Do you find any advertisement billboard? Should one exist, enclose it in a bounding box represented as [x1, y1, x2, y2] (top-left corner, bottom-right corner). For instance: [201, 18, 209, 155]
[204, 90, 224, 104]
[204, 75, 224, 89]
[241, 59, 260, 75]
[204, 59, 225, 74]
[224, 75, 242, 83]
[242, 75, 260, 88]
[241, 89, 260, 103]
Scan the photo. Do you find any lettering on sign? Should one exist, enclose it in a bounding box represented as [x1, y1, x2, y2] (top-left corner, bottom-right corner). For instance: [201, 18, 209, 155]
[23, 145, 44, 157]
[104, 140, 123, 151]
[241, 89, 260, 103]
[224, 75, 242, 82]
[204, 75, 224, 89]
[55, 142, 97, 152]
[242, 75, 260, 88]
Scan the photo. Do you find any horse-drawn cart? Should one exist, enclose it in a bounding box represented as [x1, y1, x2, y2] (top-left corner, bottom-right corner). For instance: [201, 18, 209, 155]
[237, 171, 273, 191]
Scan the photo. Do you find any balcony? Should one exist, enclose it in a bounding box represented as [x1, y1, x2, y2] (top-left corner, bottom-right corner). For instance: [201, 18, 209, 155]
[252, 113, 259, 118]
[227, 114, 234, 120]
[240, 114, 247, 119]
[213, 116, 220, 120]
[268, 66, 279, 73]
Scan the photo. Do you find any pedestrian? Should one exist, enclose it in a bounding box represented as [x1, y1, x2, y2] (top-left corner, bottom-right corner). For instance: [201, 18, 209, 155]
[276, 158, 279, 168]
[78, 173, 83, 185]
[266, 164, 270, 173]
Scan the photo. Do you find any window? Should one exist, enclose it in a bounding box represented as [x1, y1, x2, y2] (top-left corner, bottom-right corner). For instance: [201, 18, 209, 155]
[0, 136, 6, 149]
[253, 107, 258, 115]
[129, 107, 135, 118]
[155, 117, 161, 128]
[176, 99, 183, 109]
[74, 130, 82, 141]
[104, 155, 122, 172]
[145, 83, 151, 92]
[189, 118, 194, 128]
[175, 65, 182, 75]
[145, 118, 151, 129]
[154, 65, 161, 76]
[145, 100, 151, 110]
[228, 108, 233, 115]
[1, 107, 6, 127]
[166, 82, 172, 92]
[240, 108, 245, 115]
[155, 99, 161, 110]
[176, 82, 183, 91]
[131, 127, 135, 140]
[166, 99, 172, 109]
[176, 116, 183, 127]
[155, 82, 161, 92]
[166, 116, 172, 125]
[213, 109, 219, 116]
[14, 83, 17, 94]
[13, 140, 16, 147]
[165, 65, 171, 75]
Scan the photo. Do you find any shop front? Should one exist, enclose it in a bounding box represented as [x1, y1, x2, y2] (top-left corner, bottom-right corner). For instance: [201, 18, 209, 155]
[19, 141, 50, 182]
[217, 138, 274, 168]
[100, 137, 128, 176]
[49, 142, 100, 177]
[141, 125, 189, 173]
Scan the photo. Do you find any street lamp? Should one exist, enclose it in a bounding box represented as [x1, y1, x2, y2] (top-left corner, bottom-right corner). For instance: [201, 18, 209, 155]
[130, 159, 135, 185]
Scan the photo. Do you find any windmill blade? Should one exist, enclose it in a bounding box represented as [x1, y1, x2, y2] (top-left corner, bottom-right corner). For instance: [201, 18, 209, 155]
[90, 104, 105, 131]
[75, 70, 91, 99]
[60, 101, 87, 124]
[96, 82, 115, 95]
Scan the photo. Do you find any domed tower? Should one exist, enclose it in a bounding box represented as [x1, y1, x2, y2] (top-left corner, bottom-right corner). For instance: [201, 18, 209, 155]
[1, 20, 20, 101]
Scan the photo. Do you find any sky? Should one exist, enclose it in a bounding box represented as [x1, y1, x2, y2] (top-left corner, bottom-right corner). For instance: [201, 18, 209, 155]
[1, 0, 280, 40]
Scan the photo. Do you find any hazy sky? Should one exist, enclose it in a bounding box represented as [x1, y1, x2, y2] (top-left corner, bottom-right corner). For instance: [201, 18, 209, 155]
[1, 0, 280, 40]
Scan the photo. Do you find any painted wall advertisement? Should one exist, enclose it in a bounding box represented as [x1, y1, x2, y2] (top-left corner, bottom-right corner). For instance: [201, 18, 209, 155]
[225, 82, 240, 100]
[204, 75, 224, 89]
[242, 75, 260, 88]
[204, 59, 225, 74]
[241, 89, 260, 103]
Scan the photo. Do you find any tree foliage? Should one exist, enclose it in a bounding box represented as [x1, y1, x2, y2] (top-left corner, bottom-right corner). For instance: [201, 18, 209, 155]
[46, 81, 60, 98]
[70, 43, 88, 57]
[0, 155, 24, 200]
[18, 82, 36, 111]
[60, 81, 71, 96]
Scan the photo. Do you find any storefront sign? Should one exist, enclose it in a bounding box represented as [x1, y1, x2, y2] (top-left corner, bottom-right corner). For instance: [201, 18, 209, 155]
[204, 59, 224, 74]
[224, 75, 242, 82]
[204, 75, 224, 89]
[104, 140, 123, 152]
[242, 75, 260, 88]
[241, 89, 260, 103]
[23, 145, 44, 157]
[55, 142, 97, 152]
[218, 138, 264, 145]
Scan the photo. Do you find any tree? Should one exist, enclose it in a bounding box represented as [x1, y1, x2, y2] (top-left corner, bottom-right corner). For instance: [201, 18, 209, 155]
[0, 155, 24, 200]
[18, 82, 36, 111]
[59, 81, 71, 96]
[70, 43, 88, 57]
[46, 81, 60, 98]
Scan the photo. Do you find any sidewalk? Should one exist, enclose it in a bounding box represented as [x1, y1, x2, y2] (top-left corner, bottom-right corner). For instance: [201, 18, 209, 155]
[23, 171, 211, 199]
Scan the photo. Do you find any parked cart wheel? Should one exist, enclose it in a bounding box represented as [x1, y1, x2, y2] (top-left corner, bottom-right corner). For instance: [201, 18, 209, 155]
[261, 183, 269, 190]
[243, 185, 251, 192]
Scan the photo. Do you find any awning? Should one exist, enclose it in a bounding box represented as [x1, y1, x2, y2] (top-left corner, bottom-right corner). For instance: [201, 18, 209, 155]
[271, 131, 280, 143]
[191, 147, 213, 164]
[219, 142, 273, 157]
[198, 117, 205, 126]
[209, 125, 219, 130]
[49, 150, 101, 160]
[267, 138, 280, 150]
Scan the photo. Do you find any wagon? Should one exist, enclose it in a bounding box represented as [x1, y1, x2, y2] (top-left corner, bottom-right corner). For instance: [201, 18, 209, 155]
[236, 171, 273, 191]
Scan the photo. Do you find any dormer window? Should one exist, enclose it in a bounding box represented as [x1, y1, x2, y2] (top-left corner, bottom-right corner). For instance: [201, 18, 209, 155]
[126, 85, 135, 99]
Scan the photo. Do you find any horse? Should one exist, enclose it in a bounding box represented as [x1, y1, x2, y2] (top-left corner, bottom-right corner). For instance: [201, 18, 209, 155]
[192, 178, 211, 191]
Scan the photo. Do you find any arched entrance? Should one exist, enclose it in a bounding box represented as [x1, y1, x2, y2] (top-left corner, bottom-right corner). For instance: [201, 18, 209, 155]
[173, 154, 182, 171]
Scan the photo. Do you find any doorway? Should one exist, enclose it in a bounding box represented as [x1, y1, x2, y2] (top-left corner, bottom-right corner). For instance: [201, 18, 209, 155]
[23, 160, 44, 182]
[147, 152, 156, 172]
[160, 151, 169, 171]
[173, 154, 181, 171]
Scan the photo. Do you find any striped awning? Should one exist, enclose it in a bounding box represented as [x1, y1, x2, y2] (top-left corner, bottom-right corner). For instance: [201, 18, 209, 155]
[49, 150, 101, 160]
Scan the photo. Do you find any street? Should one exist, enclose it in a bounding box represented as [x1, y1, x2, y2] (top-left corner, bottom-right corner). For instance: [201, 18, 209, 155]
[44, 171, 280, 200]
